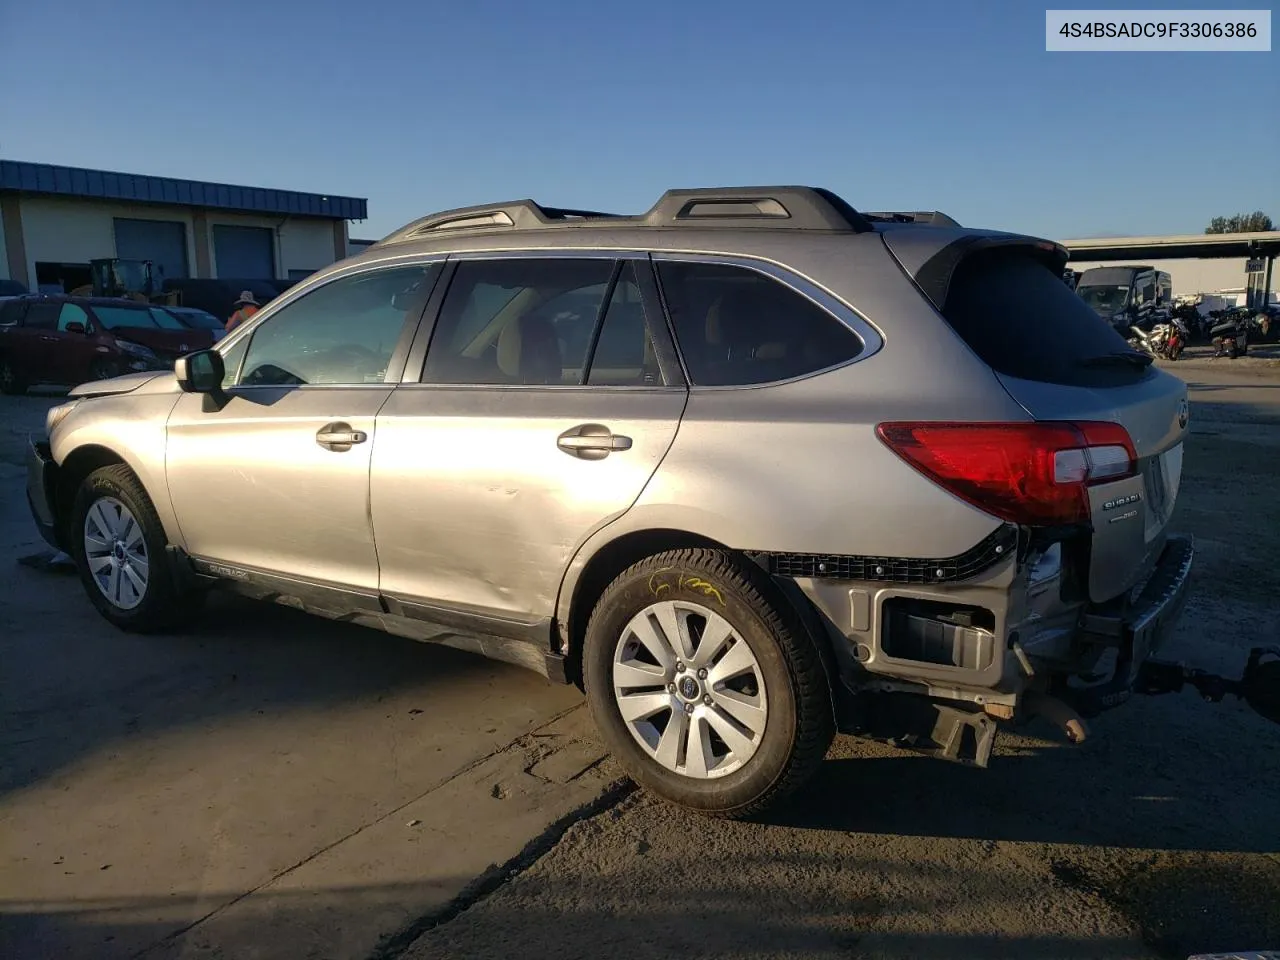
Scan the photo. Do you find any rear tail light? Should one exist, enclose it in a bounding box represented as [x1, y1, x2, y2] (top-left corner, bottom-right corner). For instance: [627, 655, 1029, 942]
[876, 421, 1137, 526]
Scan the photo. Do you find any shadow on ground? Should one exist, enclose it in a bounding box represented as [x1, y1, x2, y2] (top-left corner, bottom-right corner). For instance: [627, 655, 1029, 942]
[0, 586, 566, 796]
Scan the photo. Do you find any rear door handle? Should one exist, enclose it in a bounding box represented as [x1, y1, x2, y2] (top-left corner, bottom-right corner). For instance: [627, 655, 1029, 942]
[316, 422, 368, 452]
[557, 423, 632, 460]
[40, 335, 59, 342]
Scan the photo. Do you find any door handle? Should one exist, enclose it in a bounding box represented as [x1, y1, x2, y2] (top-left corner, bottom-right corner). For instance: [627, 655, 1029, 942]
[557, 424, 632, 460]
[40, 335, 59, 342]
[316, 422, 368, 452]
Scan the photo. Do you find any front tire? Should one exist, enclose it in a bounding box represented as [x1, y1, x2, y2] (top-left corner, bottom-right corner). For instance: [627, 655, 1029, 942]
[70, 464, 200, 632]
[583, 548, 834, 818]
[0, 357, 26, 395]
[89, 358, 121, 381]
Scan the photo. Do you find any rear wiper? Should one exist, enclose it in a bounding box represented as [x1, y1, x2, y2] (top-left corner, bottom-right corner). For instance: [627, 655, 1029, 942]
[1078, 351, 1154, 369]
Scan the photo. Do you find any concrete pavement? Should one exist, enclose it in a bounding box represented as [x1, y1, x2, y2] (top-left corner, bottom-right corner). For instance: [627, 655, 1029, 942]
[0, 391, 605, 959]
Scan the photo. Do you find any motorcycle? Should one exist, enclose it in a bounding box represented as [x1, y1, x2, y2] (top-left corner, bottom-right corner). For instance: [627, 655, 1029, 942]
[1209, 308, 1259, 358]
[1128, 317, 1188, 360]
[1171, 301, 1209, 342]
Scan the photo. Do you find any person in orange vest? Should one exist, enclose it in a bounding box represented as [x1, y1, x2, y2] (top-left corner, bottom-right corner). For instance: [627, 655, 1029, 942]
[226, 291, 261, 332]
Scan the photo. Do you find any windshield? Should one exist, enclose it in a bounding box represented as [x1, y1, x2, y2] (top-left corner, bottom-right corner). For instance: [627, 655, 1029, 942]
[112, 261, 150, 292]
[148, 307, 187, 330]
[1076, 284, 1131, 316]
[170, 308, 223, 331]
[94, 306, 164, 330]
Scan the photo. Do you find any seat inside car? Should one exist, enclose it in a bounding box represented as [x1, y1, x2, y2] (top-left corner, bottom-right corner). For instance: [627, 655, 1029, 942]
[496, 313, 562, 384]
[702, 288, 791, 384]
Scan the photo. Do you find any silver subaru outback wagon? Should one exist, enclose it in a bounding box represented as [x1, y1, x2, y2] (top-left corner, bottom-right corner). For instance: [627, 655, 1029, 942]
[27, 186, 1230, 817]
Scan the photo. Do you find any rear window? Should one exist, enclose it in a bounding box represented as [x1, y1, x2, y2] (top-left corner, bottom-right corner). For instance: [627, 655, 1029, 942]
[939, 249, 1149, 387]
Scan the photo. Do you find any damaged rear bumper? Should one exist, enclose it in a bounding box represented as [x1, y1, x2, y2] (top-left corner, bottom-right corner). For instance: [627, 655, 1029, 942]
[1062, 534, 1195, 717]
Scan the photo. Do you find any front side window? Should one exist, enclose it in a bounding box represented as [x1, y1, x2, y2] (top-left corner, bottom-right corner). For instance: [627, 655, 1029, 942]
[58, 303, 89, 332]
[656, 261, 863, 386]
[237, 264, 440, 387]
[422, 258, 615, 386]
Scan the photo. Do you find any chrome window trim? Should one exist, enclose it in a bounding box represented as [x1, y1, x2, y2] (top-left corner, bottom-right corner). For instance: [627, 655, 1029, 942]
[650, 252, 885, 391]
[391, 382, 688, 395]
[444, 249, 650, 262]
[214, 254, 449, 356]
[216, 256, 448, 389]
[404, 249, 679, 391]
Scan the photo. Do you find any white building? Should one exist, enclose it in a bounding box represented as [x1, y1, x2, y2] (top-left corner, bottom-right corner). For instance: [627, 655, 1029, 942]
[0, 160, 366, 293]
[1064, 232, 1280, 305]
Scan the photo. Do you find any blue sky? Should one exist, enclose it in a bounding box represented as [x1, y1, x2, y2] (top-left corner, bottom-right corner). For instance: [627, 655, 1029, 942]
[0, 0, 1275, 240]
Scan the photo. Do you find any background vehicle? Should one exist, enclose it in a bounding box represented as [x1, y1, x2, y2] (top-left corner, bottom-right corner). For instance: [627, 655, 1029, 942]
[1075, 265, 1172, 333]
[160, 278, 296, 321]
[26, 186, 1275, 818]
[68, 259, 182, 306]
[162, 305, 227, 342]
[1127, 318, 1188, 360]
[0, 295, 214, 394]
[1208, 307, 1271, 357]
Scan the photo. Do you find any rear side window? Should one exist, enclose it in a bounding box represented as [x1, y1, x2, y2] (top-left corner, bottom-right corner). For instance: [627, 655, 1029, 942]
[939, 249, 1146, 386]
[0, 301, 24, 326]
[656, 262, 862, 386]
[23, 302, 59, 330]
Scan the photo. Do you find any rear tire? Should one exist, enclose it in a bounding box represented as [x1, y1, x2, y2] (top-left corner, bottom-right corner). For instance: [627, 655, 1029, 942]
[70, 464, 202, 632]
[583, 548, 834, 819]
[0, 357, 26, 395]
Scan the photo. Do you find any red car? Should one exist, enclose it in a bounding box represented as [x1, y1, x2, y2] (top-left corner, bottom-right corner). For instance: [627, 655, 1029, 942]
[0, 296, 216, 395]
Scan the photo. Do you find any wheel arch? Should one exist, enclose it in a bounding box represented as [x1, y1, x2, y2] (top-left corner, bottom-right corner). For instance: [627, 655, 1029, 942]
[558, 527, 724, 689]
[556, 526, 840, 714]
[55, 444, 130, 533]
[53, 442, 182, 548]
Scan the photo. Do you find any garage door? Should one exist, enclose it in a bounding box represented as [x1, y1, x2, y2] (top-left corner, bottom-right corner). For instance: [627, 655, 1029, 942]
[113, 218, 189, 286]
[213, 225, 274, 279]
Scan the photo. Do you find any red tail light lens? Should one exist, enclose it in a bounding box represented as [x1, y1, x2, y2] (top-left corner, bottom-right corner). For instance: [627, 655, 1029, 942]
[876, 421, 1137, 526]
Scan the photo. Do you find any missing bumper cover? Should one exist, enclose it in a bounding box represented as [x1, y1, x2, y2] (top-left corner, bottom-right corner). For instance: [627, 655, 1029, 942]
[746, 524, 1017, 585]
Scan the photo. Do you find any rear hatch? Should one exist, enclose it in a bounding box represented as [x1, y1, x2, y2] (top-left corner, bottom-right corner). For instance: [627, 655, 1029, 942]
[884, 234, 1188, 602]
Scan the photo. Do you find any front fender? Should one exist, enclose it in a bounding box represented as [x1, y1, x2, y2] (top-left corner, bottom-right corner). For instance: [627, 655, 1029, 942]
[51, 391, 186, 547]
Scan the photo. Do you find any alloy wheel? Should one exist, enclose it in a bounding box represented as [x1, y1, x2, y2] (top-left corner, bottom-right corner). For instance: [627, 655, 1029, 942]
[83, 496, 149, 610]
[612, 600, 769, 779]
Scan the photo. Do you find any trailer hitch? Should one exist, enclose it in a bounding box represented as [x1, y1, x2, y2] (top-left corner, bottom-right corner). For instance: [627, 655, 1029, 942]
[1135, 646, 1280, 724]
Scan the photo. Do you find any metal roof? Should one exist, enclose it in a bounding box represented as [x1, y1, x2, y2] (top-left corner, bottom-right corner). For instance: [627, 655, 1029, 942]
[1063, 231, 1280, 261]
[0, 160, 366, 221]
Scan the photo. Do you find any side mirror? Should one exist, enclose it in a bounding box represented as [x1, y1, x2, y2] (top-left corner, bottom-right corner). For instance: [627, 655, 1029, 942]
[175, 349, 225, 394]
[64, 321, 87, 335]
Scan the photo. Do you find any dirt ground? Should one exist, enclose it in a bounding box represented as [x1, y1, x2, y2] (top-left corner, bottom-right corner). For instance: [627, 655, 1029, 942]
[3, 355, 1279, 960]
[403, 357, 1280, 960]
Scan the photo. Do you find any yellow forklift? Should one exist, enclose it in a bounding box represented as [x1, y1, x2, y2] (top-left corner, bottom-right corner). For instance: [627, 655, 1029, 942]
[69, 258, 182, 306]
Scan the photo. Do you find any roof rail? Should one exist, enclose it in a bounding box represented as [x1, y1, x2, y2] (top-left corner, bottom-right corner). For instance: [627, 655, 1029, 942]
[374, 185, 877, 246]
[863, 210, 962, 227]
[376, 200, 623, 245]
[639, 186, 874, 232]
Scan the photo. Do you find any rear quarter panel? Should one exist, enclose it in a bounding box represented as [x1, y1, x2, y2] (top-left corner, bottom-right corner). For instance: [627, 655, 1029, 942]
[557, 234, 1033, 624]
